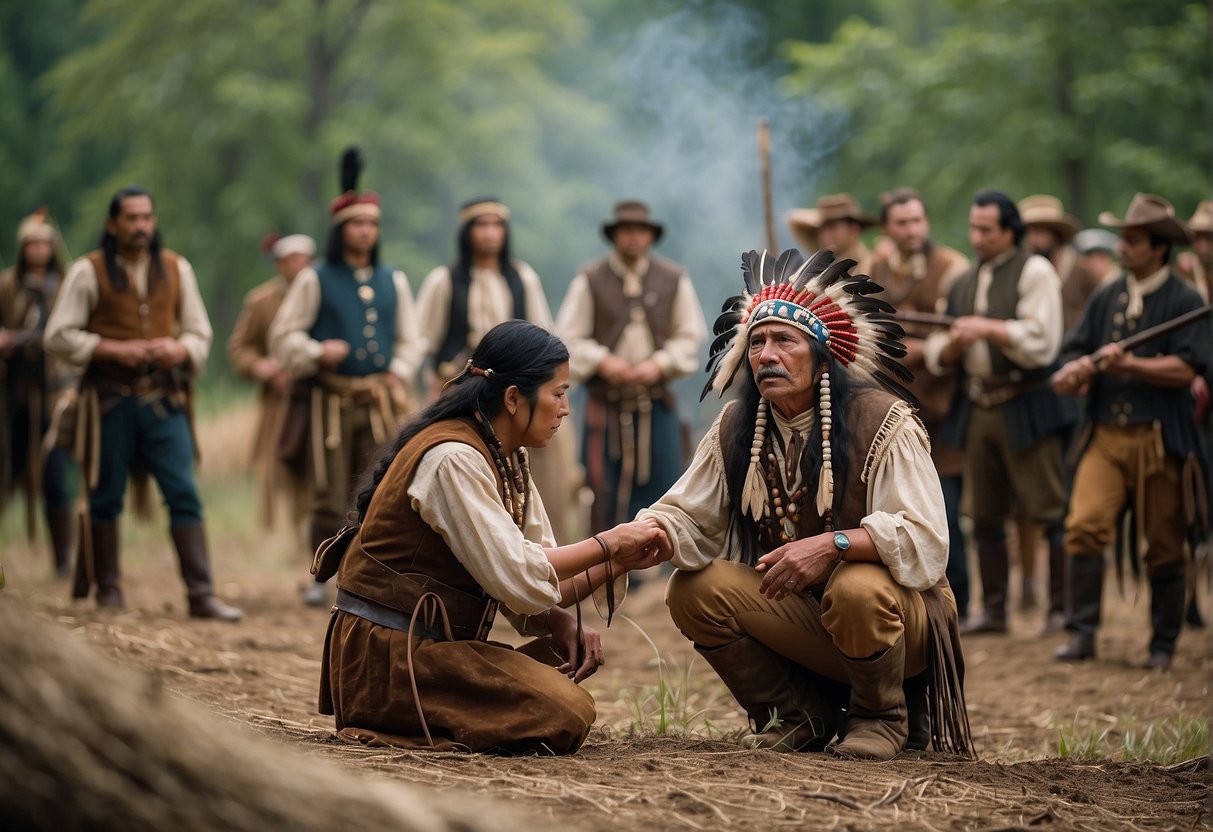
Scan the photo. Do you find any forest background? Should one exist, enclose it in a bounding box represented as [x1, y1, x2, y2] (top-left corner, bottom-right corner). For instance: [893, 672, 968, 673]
[2, 0, 1208, 394]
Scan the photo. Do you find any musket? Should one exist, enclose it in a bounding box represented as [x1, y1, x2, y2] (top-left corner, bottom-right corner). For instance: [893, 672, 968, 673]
[758, 118, 777, 254]
[893, 310, 956, 329]
[1089, 303, 1213, 370]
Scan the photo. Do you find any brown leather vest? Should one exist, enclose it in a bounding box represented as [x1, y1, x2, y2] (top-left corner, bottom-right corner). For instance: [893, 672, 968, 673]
[870, 245, 966, 440]
[583, 255, 683, 352]
[721, 387, 908, 554]
[84, 249, 181, 341]
[336, 419, 511, 639]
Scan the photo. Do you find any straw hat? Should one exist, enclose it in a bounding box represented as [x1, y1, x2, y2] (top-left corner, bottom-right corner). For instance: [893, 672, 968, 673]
[1186, 199, 1213, 234]
[1017, 195, 1080, 242]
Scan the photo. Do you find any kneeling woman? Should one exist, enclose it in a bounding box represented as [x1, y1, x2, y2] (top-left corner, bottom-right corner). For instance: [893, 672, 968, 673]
[319, 320, 668, 754]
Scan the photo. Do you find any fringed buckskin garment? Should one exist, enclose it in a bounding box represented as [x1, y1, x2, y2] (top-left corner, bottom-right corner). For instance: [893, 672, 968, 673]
[319, 419, 595, 754]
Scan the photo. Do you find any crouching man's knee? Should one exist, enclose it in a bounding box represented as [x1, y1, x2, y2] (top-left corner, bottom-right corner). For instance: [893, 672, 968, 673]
[820, 563, 907, 660]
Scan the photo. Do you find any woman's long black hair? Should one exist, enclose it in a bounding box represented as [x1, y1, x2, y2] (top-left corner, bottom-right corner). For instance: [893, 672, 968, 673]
[722, 338, 854, 566]
[353, 319, 569, 523]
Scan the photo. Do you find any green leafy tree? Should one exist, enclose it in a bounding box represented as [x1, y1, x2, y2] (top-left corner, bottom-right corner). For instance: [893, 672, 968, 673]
[44, 0, 615, 349]
[781, 0, 1211, 245]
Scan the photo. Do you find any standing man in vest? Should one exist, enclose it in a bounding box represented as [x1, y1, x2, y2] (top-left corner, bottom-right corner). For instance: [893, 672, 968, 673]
[270, 149, 423, 605]
[43, 186, 241, 620]
[1, 208, 76, 575]
[924, 190, 1076, 635]
[867, 188, 971, 621]
[227, 233, 315, 534]
[557, 201, 706, 533]
[414, 198, 578, 541]
[1051, 194, 1209, 669]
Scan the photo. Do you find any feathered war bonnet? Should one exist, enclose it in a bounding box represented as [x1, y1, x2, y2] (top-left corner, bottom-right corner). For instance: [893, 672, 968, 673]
[702, 248, 914, 533]
[328, 146, 381, 226]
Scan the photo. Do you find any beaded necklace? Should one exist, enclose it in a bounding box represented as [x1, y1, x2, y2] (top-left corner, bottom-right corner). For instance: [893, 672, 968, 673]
[482, 421, 530, 528]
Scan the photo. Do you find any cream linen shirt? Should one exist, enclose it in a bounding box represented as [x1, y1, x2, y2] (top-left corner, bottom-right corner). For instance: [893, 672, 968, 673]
[923, 248, 1063, 378]
[556, 253, 706, 384]
[44, 253, 212, 372]
[637, 399, 948, 591]
[415, 261, 554, 364]
[408, 441, 561, 621]
[268, 264, 424, 382]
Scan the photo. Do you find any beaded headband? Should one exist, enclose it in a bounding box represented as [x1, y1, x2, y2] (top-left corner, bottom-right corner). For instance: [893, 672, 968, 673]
[704, 249, 915, 526]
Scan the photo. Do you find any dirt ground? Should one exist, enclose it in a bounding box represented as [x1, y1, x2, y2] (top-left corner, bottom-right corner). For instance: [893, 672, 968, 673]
[1, 402, 1209, 830]
[2, 535, 1208, 830]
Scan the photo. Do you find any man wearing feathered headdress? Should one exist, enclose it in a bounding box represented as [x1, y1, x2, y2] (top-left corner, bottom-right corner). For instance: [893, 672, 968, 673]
[270, 148, 425, 606]
[639, 249, 971, 760]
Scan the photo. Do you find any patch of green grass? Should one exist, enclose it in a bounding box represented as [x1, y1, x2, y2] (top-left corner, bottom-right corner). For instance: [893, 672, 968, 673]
[1055, 709, 1209, 765]
[610, 614, 739, 739]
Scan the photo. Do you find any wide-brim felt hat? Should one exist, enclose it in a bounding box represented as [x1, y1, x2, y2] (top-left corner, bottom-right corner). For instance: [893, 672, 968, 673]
[787, 207, 822, 250]
[602, 200, 663, 243]
[814, 193, 877, 228]
[1098, 193, 1193, 245]
[1187, 199, 1213, 234]
[1018, 194, 1080, 242]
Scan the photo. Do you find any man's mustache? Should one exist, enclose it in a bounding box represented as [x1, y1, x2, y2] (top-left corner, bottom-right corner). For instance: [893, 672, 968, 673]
[756, 365, 792, 382]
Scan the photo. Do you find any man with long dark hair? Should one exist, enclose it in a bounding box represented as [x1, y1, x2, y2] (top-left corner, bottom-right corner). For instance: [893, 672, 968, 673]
[640, 249, 971, 761]
[414, 198, 577, 541]
[43, 186, 241, 620]
[924, 190, 1077, 636]
[557, 201, 705, 535]
[270, 148, 423, 605]
[0, 208, 75, 575]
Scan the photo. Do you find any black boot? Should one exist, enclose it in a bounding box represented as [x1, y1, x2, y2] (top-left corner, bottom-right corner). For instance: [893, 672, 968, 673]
[1145, 565, 1185, 670]
[903, 671, 930, 751]
[1042, 528, 1067, 633]
[88, 519, 123, 608]
[171, 524, 243, 622]
[832, 637, 909, 761]
[46, 505, 75, 578]
[696, 637, 842, 752]
[961, 539, 1008, 634]
[1055, 555, 1103, 661]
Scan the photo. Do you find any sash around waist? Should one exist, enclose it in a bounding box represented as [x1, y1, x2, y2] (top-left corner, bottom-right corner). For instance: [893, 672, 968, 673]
[338, 552, 498, 641]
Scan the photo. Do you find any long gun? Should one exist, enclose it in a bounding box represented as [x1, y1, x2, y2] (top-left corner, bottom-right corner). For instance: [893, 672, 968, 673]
[892, 310, 956, 329]
[1090, 304, 1212, 370]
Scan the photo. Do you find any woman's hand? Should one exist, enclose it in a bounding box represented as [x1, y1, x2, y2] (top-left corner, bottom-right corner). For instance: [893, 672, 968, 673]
[603, 518, 670, 572]
[547, 606, 604, 683]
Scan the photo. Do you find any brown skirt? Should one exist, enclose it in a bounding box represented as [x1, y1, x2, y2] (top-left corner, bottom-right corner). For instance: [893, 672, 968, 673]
[319, 610, 596, 755]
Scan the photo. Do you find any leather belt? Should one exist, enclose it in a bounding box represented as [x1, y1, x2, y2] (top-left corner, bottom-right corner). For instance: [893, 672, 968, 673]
[334, 587, 480, 641]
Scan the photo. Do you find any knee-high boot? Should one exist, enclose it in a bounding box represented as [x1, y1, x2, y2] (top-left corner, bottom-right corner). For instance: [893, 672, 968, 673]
[1043, 527, 1067, 632]
[961, 539, 1008, 634]
[696, 637, 843, 752]
[46, 505, 75, 578]
[1055, 555, 1103, 661]
[1145, 565, 1185, 670]
[171, 524, 243, 622]
[832, 637, 908, 761]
